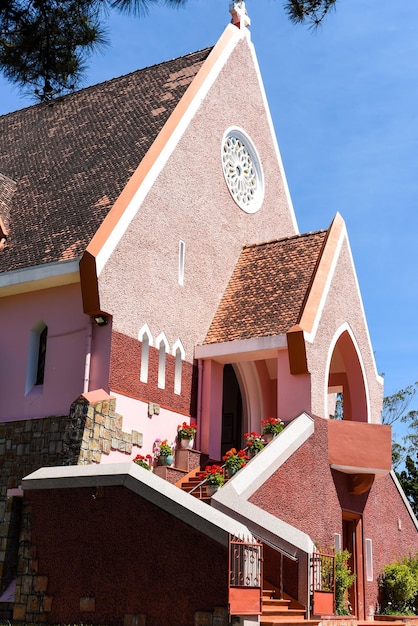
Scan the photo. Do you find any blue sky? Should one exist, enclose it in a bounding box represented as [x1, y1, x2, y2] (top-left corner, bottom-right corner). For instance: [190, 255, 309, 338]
[1, 0, 417, 442]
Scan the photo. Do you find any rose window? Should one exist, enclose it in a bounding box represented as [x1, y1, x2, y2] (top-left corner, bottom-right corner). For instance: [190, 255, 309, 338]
[221, 129, 263, 213]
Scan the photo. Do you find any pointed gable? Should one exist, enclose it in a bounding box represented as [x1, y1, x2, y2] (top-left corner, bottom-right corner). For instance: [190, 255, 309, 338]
[204, 230, 327, 344]
[0, 48, 211, 274]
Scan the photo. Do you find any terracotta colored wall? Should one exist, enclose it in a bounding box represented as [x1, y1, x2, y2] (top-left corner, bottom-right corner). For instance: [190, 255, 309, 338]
[109, 330, 196, 416]
[26, 486, 228, 626]
[249, 415, 418, 612]
[306, 239, 383, 424]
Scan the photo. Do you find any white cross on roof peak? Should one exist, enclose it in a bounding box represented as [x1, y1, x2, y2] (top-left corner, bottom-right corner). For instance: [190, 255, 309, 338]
[229, 1, 251, 29]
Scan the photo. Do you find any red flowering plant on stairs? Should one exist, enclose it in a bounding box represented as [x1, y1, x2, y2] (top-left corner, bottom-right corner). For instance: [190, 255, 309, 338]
[177, 421, 197, 441]
[261, 417, 284, 437]
[199, 464, 225, 487]
[244, 432, 265, 455]
[222, 448, 248, 471]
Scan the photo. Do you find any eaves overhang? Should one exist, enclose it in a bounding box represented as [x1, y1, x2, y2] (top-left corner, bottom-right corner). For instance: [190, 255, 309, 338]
[195, 334, 287, 364]
[22, 463, 254, 548]
[0, 259, 80, 297]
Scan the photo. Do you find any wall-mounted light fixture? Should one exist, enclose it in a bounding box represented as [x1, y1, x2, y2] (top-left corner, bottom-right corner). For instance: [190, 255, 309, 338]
[93, 315, 108, 326]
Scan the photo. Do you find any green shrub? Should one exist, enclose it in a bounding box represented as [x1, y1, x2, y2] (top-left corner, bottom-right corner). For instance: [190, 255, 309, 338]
[335, 549, 356, 615]
[379, 559, 418, 615]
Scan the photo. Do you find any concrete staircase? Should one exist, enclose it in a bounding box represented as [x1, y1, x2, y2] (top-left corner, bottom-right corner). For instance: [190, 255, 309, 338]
[261, 586, 320, 626]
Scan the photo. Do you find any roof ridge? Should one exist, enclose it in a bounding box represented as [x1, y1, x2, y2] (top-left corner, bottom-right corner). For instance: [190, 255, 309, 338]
[0, 46, 213, 120]
[243, 229, 327, 251]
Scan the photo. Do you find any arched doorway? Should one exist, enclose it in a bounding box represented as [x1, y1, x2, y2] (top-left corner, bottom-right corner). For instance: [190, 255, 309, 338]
[221, 364, 243, 456]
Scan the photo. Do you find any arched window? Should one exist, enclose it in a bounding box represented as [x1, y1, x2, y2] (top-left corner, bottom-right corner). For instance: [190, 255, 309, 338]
[156, 332, 169, 390]
[26, 320, 48, 394]
[138, 324, 153, 384]
[172, 339, 185, 395]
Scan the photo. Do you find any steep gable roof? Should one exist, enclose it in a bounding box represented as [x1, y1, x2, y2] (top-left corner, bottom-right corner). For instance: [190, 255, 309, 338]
[204, 230, 327, 344]
[0, 48, 211, 274]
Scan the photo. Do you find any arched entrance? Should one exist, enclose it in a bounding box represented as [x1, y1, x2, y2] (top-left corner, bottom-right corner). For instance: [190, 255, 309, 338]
[221, 364, 243, 456]
[328, 329, 368, 422]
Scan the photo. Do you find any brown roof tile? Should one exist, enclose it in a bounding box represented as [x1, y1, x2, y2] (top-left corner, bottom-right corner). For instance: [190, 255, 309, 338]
[204, 230, 327, 344]
[0, 48, 212, 274]
[0, 172, 16, 231]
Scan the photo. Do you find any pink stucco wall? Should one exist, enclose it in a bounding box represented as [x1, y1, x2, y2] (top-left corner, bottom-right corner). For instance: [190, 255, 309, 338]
[98, 35, 298, 368]
[0, 283, 90, 420]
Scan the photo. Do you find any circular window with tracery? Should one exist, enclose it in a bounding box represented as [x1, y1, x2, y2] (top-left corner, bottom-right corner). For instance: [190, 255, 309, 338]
[221, 128, 264, 213]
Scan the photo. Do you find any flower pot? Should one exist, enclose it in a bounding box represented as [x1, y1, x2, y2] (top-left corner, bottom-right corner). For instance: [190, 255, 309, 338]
[226, 467, 238, 479]
[263, 433, 274, 443]
[159, 454, 173, 466]
[206, 484, 219, 496]
[179, 438, 194, 449]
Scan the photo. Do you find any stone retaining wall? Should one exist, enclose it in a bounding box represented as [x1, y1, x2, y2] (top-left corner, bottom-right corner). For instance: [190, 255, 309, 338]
[0, 391, 143, 622]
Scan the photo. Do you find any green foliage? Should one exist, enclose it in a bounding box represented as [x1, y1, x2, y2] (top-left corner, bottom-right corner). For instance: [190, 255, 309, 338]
[382, 382, 418, 428]
[0, 0, 188, 100]
[379, 557, 418, 615]
[0, 0, 342, 101]
[380, 382, 418, 469]
[284, 0, 337, 27]
[397, 455, 418, 517]
[335, 549, 356, 615]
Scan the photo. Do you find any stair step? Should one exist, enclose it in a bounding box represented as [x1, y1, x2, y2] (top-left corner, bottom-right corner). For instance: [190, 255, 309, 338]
[262, 609, 306, 619]
[263, 598, 292, 607]
[260, 620, 319, 626]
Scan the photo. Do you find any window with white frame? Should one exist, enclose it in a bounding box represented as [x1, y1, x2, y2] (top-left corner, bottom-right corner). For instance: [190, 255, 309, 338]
[138, 324, 153, 384]
[365, 538, 373, 581]
[178, 240, 185, 286]
[25, 320, 48, 394]
[156, 332, 169, 389]
[172, 339, 185, 395]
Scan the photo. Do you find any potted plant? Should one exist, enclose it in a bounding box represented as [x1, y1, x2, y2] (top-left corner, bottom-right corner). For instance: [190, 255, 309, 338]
[133, 453, 153, 470]
[244, 431, 265, 457]
[261, 417, 284, 442]
[153, 439, 174, 466]
[199, 464, 225, 495]
[222, 448, 248, 477]
[177, 421, 198, 448]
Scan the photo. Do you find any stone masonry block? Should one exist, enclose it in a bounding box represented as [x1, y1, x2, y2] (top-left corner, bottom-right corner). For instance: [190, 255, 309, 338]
[13, 604, 27, 621]
[124, 614, 146, 626]
[194, 611, 212, 626]
[34, 575, 48, 593]
[80, 596, 95, 612]
[20, 575, 33, 594]
[101, 439, 111, 454]
[28, 594, 41, 612]
[92, 451, 102, 463]
[42, 595, 53, 613]
[213, 606, 228, 626]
